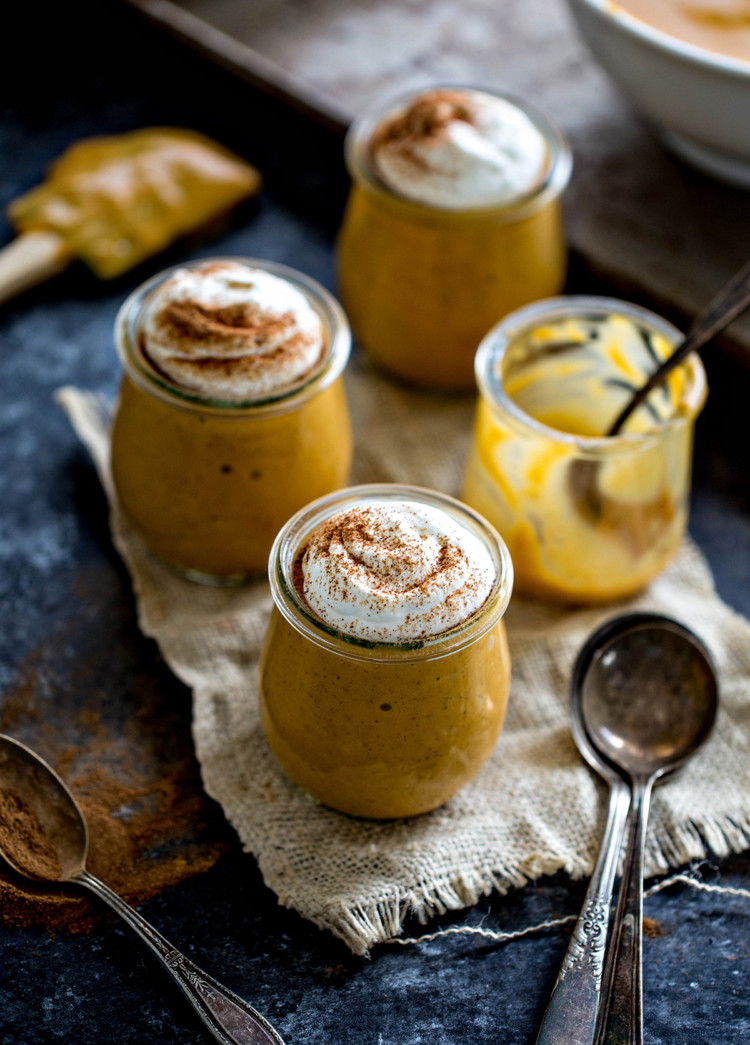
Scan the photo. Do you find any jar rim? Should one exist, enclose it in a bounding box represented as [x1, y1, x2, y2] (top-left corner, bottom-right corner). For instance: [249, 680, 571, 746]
[115, 257, 352, 416]
[474, 295, 708, 452]
[344, 84, 573, 220]
[268, 483, 514, 663]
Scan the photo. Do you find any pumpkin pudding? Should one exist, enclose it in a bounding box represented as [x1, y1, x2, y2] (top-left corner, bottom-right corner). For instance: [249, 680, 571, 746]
[259, 485, 514, 819]
[337, 87, 571, 390]
[111, 258, 352, 583]
[462, 298, 707, 602]
[613, 0, 750, 63]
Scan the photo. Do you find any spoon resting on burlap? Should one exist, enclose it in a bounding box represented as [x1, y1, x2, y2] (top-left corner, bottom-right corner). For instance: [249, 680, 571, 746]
[0, 733, 285, 1045]
[570, 255, 750, 522]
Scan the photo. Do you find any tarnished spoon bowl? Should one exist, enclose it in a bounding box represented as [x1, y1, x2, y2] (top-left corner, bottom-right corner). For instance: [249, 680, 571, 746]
[0, 734, 286, 1045]
[580, 614, 717, 778]
[0, 734, 87, 881]
[579, 614, 718, 1045]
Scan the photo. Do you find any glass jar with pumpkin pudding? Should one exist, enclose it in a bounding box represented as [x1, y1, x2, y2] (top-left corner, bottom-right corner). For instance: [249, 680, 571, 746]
[462, 297, 707, 603]
[111, 258, 352, 583]
[259, 485, 514, 819]
[337, 86, 572, 390]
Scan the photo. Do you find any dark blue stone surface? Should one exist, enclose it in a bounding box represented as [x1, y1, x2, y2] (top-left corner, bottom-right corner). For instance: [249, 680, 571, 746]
[1, 3, 749, 1042]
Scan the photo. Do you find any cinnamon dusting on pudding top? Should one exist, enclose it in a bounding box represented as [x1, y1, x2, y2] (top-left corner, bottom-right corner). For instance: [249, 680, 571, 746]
[368, 87, 548, 210]
[299, 500, 495, 642]
[372, 89, 482, 156]
[138, 260, 326, 400]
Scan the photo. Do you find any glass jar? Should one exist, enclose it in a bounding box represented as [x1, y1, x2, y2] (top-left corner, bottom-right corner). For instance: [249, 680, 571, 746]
[259, 484, 514, 819]
[462, 297, 708, 603]
[111, 258, 352, 584]
[336, 86, 572, 390]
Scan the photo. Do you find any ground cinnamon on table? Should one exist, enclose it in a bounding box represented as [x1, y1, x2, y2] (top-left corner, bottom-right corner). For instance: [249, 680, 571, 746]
[0, 573, 229, 935]
[643, 916, 664, 939]
[0, 761, 226, 934]
[0, 788, 62, 881]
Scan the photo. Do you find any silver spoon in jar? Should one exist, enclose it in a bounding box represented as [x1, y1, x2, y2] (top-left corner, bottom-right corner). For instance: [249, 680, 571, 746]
[579, 614, 718, 1045]
[571, 256, 750, 522]
[0, 734, 286, 1045]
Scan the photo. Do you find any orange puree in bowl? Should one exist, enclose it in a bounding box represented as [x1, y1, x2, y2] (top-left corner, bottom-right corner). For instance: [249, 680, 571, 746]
[9, 128, 261, 278]
[614, 0, 750, 62]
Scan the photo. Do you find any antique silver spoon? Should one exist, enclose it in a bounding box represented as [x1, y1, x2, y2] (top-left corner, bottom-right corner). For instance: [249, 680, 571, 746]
[579, 614, 718, 1045]
[535, 618, 632, 1045]
[0, 733, 286, 1045]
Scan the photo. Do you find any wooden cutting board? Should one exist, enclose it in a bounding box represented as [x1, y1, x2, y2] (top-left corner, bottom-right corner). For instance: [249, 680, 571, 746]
[125, 0, 750, 354]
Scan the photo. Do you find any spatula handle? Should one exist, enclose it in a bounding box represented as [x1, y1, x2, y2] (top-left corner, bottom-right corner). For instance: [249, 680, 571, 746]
[0, 230, 71, 305]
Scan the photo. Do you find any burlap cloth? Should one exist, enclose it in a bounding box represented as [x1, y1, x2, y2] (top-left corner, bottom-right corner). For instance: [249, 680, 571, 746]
[57, 356, 750, 955]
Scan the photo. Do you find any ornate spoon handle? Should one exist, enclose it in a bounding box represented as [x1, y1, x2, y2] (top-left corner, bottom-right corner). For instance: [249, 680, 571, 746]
[76, 870, 286, 1045]
[536, 780, 631, 1045]
[595, 778, 654, 1045]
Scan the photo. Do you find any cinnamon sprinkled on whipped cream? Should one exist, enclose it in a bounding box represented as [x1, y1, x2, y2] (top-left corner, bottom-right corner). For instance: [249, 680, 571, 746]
[139, 260, 325, 399]
[370, 88, 547, 209]
[300, 501, 495, 642]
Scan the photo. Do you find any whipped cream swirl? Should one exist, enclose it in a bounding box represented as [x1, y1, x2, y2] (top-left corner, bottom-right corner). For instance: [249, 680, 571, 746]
[301, 501, 495, 642]
[370, 89, 547, 209]
[140, 260, 325, 399]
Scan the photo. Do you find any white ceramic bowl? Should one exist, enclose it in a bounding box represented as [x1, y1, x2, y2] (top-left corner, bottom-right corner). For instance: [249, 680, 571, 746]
[566, 0, 750, 188]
